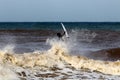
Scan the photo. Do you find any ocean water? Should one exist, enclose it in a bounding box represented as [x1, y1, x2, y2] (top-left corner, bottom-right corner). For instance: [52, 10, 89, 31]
[0, 22, 120, 30]
[0, 22, 120, 80]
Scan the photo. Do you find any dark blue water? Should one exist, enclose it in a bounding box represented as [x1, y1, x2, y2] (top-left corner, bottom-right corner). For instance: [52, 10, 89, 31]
[0, 22, 120, 31]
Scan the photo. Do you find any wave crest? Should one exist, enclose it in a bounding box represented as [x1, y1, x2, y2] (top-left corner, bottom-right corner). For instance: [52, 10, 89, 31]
[0, 38, 120, 77]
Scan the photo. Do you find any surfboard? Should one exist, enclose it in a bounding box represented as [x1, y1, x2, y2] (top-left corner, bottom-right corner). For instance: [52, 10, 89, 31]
[61, 23, 69, 38]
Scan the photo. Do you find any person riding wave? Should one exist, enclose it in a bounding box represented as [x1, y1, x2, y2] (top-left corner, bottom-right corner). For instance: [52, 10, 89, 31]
[57, 31, 65, 40]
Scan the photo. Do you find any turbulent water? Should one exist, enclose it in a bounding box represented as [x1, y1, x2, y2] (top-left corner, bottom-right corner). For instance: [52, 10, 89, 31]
[0, 22, 120, 80]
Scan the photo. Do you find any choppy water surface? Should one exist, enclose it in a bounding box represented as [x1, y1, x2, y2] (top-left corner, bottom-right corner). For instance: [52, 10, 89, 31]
[0, 22, 120, 80]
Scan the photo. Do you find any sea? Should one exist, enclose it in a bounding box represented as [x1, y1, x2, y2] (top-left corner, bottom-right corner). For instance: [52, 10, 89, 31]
[0, 22, 120, 80]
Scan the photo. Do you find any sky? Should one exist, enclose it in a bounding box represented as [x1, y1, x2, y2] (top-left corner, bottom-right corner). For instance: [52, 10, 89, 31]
[0, 0, 120, 22]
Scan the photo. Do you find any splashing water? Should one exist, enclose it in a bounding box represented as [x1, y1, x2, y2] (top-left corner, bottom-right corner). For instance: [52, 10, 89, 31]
[0, 65, 20, 80]
[1, 44, 15, 54]
[0, 36, 120, 79]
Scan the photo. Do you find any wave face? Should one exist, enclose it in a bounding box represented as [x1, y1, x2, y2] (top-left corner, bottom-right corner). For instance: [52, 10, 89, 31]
[0, 38, 120, 80]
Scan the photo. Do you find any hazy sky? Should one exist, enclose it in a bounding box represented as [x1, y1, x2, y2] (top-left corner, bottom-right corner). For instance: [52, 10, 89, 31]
[0, 0, 120, 22]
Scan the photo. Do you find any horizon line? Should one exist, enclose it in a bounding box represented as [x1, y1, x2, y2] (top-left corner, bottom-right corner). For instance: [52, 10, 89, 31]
[0, 21, 120, 23]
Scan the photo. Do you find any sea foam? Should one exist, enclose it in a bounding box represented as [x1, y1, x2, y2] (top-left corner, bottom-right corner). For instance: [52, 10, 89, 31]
[0, 38, 120, 79]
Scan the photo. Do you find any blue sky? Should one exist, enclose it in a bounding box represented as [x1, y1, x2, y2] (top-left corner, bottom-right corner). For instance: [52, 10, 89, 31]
[0, 0, 120, 22]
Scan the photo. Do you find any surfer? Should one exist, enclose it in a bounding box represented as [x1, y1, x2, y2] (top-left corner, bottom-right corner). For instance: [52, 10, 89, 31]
[57, 23, 69, 40]
[57, 31, 65, 40]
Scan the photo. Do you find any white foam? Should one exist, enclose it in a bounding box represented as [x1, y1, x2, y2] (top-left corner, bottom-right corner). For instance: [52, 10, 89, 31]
[1, 44, 15, 54]
[0, 37, 120, 79]
[0, 65, 19, 80]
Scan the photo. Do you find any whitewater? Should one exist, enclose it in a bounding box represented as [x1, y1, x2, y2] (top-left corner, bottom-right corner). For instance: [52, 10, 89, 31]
[0, 37, 120, 80]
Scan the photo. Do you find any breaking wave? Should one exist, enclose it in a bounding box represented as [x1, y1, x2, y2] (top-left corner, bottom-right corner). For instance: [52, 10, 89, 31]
[0, 37, 120, 79]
